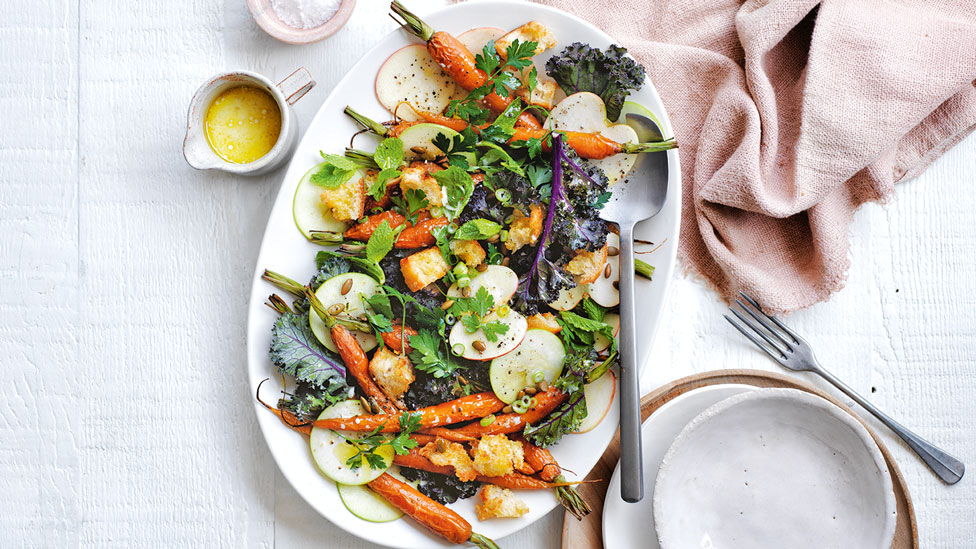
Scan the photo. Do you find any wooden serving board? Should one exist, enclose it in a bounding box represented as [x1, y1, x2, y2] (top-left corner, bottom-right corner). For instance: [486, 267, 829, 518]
[560, 369, 918, 549]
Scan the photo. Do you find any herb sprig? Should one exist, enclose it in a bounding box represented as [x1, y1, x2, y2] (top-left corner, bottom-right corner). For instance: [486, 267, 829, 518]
[446, 39, 538, 124]
[338, 411, 422, 470]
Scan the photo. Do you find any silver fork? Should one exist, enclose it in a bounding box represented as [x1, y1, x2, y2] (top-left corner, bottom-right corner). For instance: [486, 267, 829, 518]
[725, 292, 965, 484]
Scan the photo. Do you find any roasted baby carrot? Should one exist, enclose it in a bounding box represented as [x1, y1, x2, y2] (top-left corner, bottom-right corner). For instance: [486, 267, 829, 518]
[393, 452, 555, 490]
[395, 216, 448, 248]
[368, 473, 499, 548]
[311, 392, 506, 432]
[449, 387, 568, 437]
[390, 1, 542, 130]
[511, 127, 678, 159]
[380, 323, 418, 354]
[520, 439, 561, 482]
[417, 426, 476, 443]
[331, 326, 399, 414]
[344, 210, 406, 241]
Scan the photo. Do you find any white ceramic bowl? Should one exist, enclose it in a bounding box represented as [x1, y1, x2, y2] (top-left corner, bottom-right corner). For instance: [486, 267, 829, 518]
[654, 388, 897, 549]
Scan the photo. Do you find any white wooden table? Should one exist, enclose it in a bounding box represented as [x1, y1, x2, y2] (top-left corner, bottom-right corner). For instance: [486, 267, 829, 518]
[1, 1, 973, 546]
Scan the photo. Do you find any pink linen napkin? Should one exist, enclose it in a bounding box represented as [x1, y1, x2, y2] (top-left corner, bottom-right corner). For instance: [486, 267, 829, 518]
[528, 0, 976, 312]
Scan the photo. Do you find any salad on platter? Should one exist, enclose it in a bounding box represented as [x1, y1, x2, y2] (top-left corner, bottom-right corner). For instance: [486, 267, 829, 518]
[257, 2, 676, 547]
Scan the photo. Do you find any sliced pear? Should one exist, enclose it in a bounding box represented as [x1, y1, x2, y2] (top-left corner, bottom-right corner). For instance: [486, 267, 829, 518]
[574, 370, 616, 433]
[337, 483, 403, 522]
[447, 265, 519, 305]
[489, 329, 565, 403]
[293, 164, 353, 239]
[588, 232, 620, 307]
[375, 44, 459, 121]
[309, 273, 380, 353]
[546, 92, 639, 185]
[310, 401, 393, 485]
[449, 310, 527, 361]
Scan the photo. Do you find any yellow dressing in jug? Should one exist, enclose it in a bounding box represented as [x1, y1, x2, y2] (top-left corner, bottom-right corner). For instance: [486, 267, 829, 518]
[205, 86, 282, 164]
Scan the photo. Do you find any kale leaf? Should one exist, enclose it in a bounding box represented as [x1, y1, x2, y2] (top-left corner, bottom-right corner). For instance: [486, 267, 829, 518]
[512, 134, 610, 313]
[523, 351, 592, 447]
[269, 312, 352, 400]
[278, 381, 348, 422]
[545, 42, 645, 121]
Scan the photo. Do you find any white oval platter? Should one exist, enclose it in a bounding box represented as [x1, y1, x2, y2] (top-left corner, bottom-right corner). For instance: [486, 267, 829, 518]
[245, 2, 681, 547]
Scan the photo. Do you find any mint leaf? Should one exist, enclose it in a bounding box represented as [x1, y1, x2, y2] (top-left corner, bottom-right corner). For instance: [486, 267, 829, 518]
[433, 166, 475, 222]
[456, 219, 502, 241]
[373, 138, 404, 170]
[368, 168, 402, 201]
[310, 153, 356, 188]
[365, 220, 397, 264]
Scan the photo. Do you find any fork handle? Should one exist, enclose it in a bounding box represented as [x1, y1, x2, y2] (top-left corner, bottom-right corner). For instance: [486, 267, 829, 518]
[815, 366, 965, 484]
[617, 222, 643, 502]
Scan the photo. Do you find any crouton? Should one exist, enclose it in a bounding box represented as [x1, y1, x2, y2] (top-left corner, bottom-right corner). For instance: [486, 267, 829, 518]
[400, 247, 451, 291]
[399, 162, 443, 208]
[450, 239, 487, 267]
[368, 346, 414, 407]
[319, 175, 366, 222]
[476, 484, 529, 520]
[515, 78, 558, 111]
[566, 244, 608, 284]
[526, 312, 561, 334]
[495, 21, 557, 58]
[420, 440, 478, 482]
[472, 434, 525, 477]
[505, 204, 544, 252]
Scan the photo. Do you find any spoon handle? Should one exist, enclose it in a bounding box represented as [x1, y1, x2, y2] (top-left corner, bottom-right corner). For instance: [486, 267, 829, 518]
[617, 222, 643, 503]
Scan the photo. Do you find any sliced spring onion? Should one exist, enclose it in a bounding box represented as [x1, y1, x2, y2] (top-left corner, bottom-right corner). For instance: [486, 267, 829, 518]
[456, 277, 471, 288]
[451, 343, 465, 356]
[531, 370, 545, 383]
[480, 415, 496, 427]
[497, 304, 511, 317]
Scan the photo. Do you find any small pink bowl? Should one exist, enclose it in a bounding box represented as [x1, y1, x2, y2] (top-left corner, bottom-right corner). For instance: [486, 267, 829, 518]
[246, 0, 356, 45]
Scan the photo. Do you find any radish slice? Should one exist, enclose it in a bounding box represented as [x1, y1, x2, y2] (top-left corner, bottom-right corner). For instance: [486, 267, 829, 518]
[457, 27, 505, 54]
[546, 92, 639, 185]
[588, 232, 620, 307]
[548, 284, 586, 311]
[574, 370, 616, 433]
[447, 265, 519, 305]
[449, 310, 527, 361]
[375, 44, 458, 121]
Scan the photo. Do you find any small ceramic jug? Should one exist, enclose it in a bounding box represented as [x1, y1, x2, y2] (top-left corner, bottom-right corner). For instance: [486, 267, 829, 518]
[183, 68, 314, 176]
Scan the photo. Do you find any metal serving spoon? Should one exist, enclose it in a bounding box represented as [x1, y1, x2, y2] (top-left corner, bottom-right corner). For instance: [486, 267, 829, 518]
[600, 113, 671, 502]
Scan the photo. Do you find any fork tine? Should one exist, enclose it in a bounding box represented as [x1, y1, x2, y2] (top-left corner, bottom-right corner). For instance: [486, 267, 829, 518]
[738, 292, 800, 343]
[734, 299, 792, 350]
[724, 314, 785, 362]
[728, 307, 788, 357]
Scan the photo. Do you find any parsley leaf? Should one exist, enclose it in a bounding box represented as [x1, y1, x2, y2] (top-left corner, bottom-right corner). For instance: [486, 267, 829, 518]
[455, 219, 502, 240]
[409, 330, 463, 378]
[310, 153, 357, 188]
[433, 166, 475, 222]
[339, 411, 422, 470]
[448, 287, 510, 342]
[448, 39, 538, 122]
[432, 128, 478, 169]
